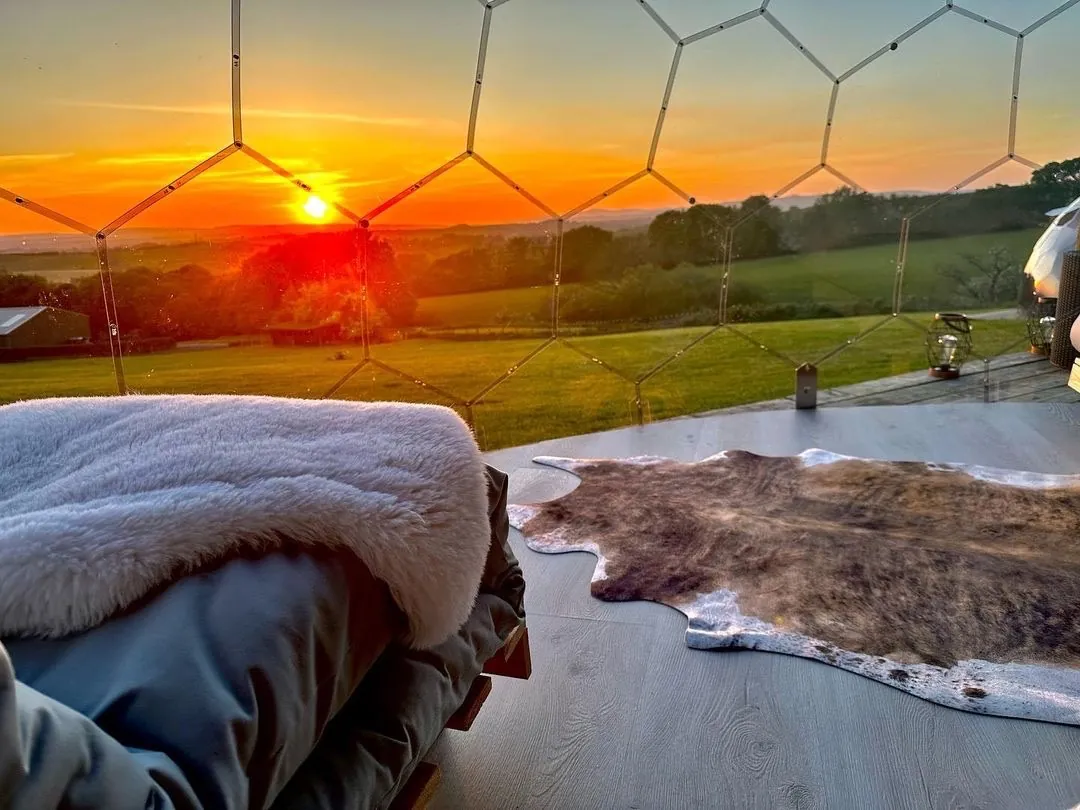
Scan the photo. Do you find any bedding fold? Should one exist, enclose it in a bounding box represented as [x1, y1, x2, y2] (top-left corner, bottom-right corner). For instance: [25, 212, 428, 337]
[0, 395, 492, 649]
[1, 465, 526, 810]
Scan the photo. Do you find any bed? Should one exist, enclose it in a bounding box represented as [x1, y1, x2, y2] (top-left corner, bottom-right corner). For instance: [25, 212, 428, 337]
[0, 396, 528, 810]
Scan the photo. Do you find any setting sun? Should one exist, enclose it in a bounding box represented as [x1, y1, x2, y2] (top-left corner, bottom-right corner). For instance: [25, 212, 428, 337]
[302, 194, 329, 221]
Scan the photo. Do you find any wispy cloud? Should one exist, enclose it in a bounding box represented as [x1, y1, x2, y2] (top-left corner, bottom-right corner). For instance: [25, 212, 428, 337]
[53, 99, 435, 128]
[96, 152, 214, 167]
[86, 163, 401, 195]
[248, 171, 399, 190]
[0, 152, 74, 164]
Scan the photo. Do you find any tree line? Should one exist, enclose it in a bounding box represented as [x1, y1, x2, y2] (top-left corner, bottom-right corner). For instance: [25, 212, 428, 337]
[0, 231, 412, 344]
[414, 157, 1080, 296]
[1, 157, 1076, 343]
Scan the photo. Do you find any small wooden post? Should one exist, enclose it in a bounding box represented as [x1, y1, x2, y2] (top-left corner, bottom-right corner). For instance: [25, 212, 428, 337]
[795, 364, 817, 409]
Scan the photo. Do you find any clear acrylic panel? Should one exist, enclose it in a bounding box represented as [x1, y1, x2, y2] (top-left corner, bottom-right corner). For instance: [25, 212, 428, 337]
[951, 0, 1068, 33]
[472, 342, 638, 451]
[641, 328, 795, 420]
[817, 316, 932, 399]
[0, 204, 121, 401]
[556, 187, 719, 381]
[473, 0, 673, 215]
[561, 327, 717, 387]
[565, 173, 690, 223]
[642, 1, 757, 41]
[901, 162, 1050, 401]
[0, 0, 230, 231]
[365, 157, 557, 405]
[654, 15, 834, 202]
[101, 153, 366, 399]
[1014, 5, 1080, 166]
[827, 11, 1017, 194]
[4, 1, 1078, 448]
[764, 0, 942, 78]
[817, 158, 1061, 404]
[724, 177, 899, 373]
[242, 0, 482, 218]
[329, 364, 466, 423]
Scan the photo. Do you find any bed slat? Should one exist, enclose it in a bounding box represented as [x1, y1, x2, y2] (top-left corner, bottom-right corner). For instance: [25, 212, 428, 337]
[482, 625, 531, 679]
[389, 762, 441, 810]
[446, 675, 493, 731]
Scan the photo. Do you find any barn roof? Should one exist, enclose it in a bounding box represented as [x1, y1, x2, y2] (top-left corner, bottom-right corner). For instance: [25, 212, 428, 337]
[0, 307, 48, 336]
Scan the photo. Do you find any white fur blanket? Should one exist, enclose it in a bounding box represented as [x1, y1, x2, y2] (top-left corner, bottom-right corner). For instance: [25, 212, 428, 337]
[0, 395, 492, 649]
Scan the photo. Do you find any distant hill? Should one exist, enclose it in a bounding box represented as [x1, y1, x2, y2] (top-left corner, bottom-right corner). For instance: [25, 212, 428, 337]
[0, 189, 953, 253]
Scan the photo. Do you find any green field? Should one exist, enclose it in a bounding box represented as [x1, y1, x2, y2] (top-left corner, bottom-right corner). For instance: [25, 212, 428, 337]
[0, 238, 265, 282]
[1, 312, 1029, 449]
[414, 230, 1042, 329]
[4, 229, 1040, 320]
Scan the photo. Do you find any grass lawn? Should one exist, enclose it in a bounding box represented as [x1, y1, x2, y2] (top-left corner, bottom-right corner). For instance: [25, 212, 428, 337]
[413, 230, 1043, 329]
[415, 285, 554, 328]
[1, 313, 1029, 450]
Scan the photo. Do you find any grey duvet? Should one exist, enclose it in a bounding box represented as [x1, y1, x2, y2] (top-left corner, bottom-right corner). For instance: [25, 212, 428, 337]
[0, 466, 524, 810]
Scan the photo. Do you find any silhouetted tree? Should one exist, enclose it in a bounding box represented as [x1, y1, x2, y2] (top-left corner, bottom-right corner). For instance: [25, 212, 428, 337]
[240, 230, 415, 327]
[938, 248, 1024, 306]
[561, 225, 614, 283]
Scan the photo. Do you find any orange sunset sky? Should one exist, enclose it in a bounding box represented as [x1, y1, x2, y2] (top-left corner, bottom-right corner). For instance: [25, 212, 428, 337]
[1, 0, 1078, 236]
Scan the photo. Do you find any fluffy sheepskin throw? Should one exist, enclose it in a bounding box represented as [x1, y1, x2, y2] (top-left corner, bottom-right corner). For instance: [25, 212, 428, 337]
[0, 395, 492, 649]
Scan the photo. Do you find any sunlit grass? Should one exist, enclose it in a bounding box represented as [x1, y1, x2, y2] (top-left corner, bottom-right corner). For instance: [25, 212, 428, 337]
[1, 313, 1029, 450]
[414, 230, 1043, 329]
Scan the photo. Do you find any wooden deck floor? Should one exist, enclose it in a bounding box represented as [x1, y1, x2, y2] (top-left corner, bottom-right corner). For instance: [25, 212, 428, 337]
[708, 352, 1080, 417]
[430, 402, 1080, 810]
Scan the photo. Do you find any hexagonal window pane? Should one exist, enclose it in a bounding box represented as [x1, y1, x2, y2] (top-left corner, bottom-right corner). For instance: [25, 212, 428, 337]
[643, 1, 758, 41]
[900, 162, 1047, 386]
[472, 342, 638, 451]
[0, 204, 119, 401]
[473, 0, 674, 215]
[812, 157, 1069, 406]
[816, 316, 932, 400]
[952, 0, 1067, 32]
[0, 1, 230, 231]
[642, 327, 796, 420]
[828, 12, 1016, 193]
[327, 363, 467, 415]
[565, 172, 691, 223]
[708, 177, 898, 376]
[765, 0, 941, 77]
[563, 326, 717, 385]
[99, 155, 371, 398]
[554, 175, 700, 380]
[363, 156, 558, 402]
[655, 16, 834, 201]
[556, 203, 723, 370]
[242, 0, 481, 218]
[1015, 6, 1080, 166]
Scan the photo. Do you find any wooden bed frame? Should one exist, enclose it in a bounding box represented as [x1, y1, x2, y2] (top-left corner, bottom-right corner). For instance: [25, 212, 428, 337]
[389, 623, 532, 810]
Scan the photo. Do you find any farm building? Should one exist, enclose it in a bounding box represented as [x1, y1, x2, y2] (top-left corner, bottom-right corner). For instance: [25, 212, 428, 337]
[0, 307, 90, 350]
[263, 320, 343, 347]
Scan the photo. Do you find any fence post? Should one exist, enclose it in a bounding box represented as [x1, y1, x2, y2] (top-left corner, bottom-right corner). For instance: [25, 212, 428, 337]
[796, 364, 817, 409]
[633, 382, 645, 425]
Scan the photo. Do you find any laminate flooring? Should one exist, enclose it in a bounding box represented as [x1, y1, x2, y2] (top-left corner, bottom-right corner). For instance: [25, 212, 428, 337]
[430, 403, 1080, 810]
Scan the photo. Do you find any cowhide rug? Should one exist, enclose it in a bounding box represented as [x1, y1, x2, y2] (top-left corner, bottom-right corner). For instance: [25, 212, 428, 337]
[508, 449, 1080, 725]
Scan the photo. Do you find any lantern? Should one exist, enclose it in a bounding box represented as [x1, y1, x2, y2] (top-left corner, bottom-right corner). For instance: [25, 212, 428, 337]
[925, 312, 972, 379]
[1025, 296, 1057, 355]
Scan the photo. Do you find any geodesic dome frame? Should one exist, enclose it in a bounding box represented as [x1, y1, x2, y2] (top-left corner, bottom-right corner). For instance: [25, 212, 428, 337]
[0, 0, 1073, 428]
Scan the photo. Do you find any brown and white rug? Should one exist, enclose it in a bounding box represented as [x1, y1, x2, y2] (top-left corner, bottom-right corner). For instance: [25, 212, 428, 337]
[508, 449, 1080, 725]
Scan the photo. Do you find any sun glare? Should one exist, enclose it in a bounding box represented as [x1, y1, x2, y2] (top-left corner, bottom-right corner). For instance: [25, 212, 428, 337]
[302, 194, 329, 221]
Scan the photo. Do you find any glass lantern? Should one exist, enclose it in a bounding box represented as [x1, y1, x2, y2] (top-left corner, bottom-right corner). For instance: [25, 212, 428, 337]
[1025, 296, 1057, 355]
[925, 312, 973, 379]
